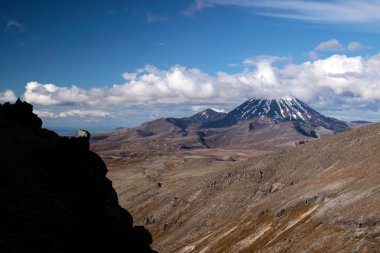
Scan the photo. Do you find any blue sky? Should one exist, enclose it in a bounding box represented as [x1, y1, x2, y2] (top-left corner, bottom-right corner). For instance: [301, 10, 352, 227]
[1, 0, 380, 131]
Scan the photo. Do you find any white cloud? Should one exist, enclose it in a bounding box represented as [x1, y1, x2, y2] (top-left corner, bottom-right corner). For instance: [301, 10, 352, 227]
[24, 82, 88, 105]
[20, 53, 380, 121]
[315, 39, 345, 51]
[279, 54, 372, 102]
[4, 20, 25, 32]
[23, 64, 287, 106]
[348, 41, 369, 51]
[0, 90, 17, 102]
[184, 0, 380, 24]
[313, 39, 369, 53]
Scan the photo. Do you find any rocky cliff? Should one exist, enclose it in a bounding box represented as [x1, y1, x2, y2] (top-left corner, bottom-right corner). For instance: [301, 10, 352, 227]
[0, 99, 156, 252]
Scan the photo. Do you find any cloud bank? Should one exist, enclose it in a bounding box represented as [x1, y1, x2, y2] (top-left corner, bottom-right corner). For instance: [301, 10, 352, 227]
[3, 53, 380, 122]
[24, 82, 88, 105]
[22, 53, 380, 108]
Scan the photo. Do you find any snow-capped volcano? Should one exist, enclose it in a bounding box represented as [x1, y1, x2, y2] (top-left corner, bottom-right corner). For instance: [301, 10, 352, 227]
[232, 96, 319, 122]
[204, 96, 350, 133]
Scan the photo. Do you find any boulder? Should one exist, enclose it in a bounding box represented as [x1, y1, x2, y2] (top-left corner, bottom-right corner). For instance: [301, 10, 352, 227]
[77, 129, 91, 139]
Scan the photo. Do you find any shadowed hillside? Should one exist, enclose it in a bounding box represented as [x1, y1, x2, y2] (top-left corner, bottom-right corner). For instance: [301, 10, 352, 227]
[0, 99, 156, 252]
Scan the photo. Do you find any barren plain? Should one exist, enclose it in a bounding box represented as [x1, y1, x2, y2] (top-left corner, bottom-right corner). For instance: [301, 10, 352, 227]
[91, 123, 380, 252]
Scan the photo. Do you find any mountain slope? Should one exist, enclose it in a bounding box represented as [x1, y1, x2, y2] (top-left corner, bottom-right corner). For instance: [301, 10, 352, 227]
[108, 122, 380, 252]
[0, 100, 156, 252]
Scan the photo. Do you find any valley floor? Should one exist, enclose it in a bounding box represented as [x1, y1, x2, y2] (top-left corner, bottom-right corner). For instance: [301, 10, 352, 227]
[92, 124, 380, 252]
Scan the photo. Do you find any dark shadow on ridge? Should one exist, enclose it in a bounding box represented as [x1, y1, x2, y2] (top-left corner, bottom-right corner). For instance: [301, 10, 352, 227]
[0, 99, 157, 253]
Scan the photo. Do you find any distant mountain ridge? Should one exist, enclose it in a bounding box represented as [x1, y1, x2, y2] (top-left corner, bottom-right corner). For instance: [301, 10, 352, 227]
[189, 108, 228, 122]
[92, 96, 354, 157]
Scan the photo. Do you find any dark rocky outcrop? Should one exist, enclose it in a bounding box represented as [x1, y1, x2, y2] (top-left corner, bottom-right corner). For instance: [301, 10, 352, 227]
[0, 100, 156, 252]
[197, 131, 209, 148]
[351, 120, 373, 124]
[0, 98, 42, 129]
[293, 122, 318, 138]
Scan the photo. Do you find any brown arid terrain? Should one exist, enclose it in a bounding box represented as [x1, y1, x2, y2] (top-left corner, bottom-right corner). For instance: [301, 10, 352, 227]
[91, 119, 315, 160]
[92, 122, 380, 252]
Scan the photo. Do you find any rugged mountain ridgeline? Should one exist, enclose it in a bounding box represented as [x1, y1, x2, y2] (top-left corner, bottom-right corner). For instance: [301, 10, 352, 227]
[106, 122, 380, 252]
[91, 97, 352, 159]
[0, 100, 156, 252]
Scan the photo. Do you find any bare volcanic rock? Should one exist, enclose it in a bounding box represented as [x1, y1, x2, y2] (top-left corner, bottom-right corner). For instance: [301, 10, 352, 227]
[0, 100, 156, 253]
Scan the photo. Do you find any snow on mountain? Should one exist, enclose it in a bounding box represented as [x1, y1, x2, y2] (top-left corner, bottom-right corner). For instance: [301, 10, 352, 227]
[190, 108, 228, 122]
[204, 96, 350, 133]
[232, 96, 319, 122]
[209, 108, 228, 114]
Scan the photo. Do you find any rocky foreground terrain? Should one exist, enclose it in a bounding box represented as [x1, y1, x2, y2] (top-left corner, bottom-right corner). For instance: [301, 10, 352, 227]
[98, 122, 380, 252]
[0, 100, 156, 252]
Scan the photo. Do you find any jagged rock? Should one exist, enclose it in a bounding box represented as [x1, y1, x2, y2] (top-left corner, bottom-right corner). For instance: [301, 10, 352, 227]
[0, 100, 157, 253]
[0, 98, 42, 130]
[293, 122, 318, 138]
